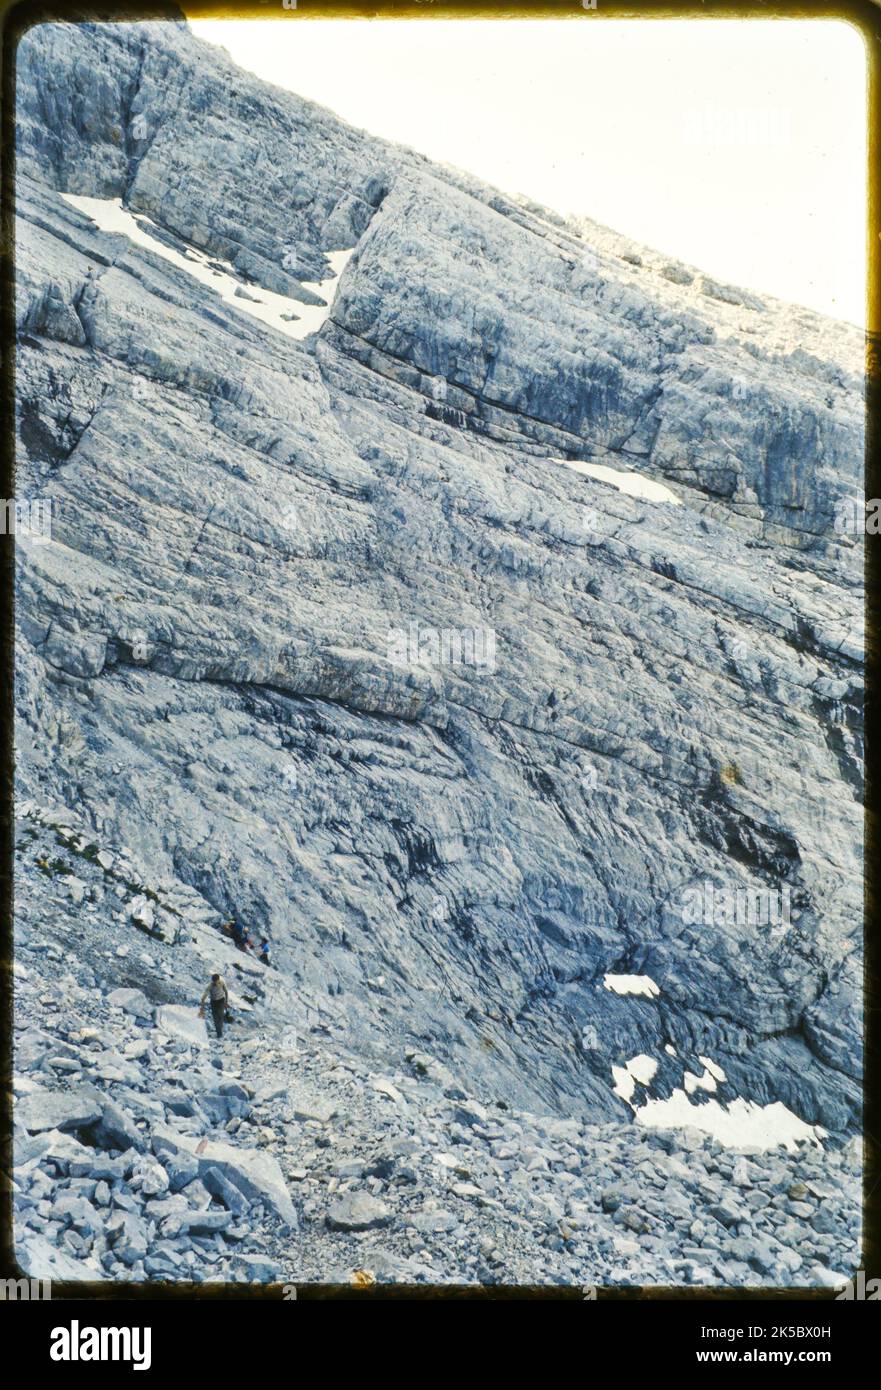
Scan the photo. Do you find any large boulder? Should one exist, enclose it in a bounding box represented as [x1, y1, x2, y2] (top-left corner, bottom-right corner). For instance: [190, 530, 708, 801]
[106, 986, 151, 1016]
[16, 1089, 103, 1135]
[154, 1004, 209, 1049]
[91, 1099, 146, 1153]
[190, 1140, 298, 1229]
[149, 1124, 297, 1228]
[202, 1165, 249, 1215]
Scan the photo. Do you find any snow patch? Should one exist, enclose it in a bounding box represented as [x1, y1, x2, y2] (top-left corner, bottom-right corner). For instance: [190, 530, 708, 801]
[60, 194, 353, 341]
[557, 457, 682, 505]
[684, 1066, 718, 1095]
[611, 1053, 658, 1103]
[635, 1092, 827, 1152]
[612, 1048, 823, 1150]
[604, 973, 660, 998]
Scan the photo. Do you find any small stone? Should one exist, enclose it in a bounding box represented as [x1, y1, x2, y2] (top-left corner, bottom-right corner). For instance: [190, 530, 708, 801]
[160, 1209, 232, 1237]
[409, 1208, 458, 1234]
[810, 1208, 838, 1235]
[107, 987, 151, 1017]
[709, 1200, 744, 1228]
[106, 1211, 148, 1266]
[202, 1166, 250, 1215]
[326, 1192, 392, 1232]
[289, 1099, 336, 1124]
[232, 1254, 281, 1282]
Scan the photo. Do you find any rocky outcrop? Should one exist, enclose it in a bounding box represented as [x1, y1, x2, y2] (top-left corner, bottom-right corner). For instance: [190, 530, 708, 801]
[12, 20, 864, 1285]
[11, 818, 860, 1286]
[15, 21, 862, 544]
[327, 179, 861, 545]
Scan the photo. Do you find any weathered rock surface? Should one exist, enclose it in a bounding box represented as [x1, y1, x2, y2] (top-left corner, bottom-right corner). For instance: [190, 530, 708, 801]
[11, 834, 861, 1287]
[326, 1193, 392, 1233]
[17, 1090, 103, 1135]
[155, 1005, 210, 1050]
[12, 19, 863, 1287]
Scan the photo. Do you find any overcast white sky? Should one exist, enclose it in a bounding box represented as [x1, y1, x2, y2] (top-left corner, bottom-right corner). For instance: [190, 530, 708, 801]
[190, 17, 867, 327]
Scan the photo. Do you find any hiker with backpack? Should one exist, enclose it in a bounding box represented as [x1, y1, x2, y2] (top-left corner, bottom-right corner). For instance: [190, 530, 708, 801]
[199, 973, 229, 1038]
[258, 937, 271, 967]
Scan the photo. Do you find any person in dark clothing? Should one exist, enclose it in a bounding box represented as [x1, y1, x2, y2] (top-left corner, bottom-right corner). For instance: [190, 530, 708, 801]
[258, 938, 271, 967]
[232, 921, 255, 953]
[199, 973, 229, 1038]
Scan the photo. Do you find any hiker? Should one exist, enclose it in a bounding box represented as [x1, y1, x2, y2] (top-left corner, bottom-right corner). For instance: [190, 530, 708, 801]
[199, 973, 229, 1038]
[230, 920, 252, 953]
[258, 937, 271, 967]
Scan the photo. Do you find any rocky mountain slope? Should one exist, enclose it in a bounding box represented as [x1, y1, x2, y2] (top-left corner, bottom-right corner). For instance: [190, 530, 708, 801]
[12, 18, 864, 1286]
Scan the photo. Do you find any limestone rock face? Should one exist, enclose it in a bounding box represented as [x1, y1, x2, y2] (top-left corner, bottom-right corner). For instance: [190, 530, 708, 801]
[328, 180, 861, 545]
[14, 18, 862, 1155]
